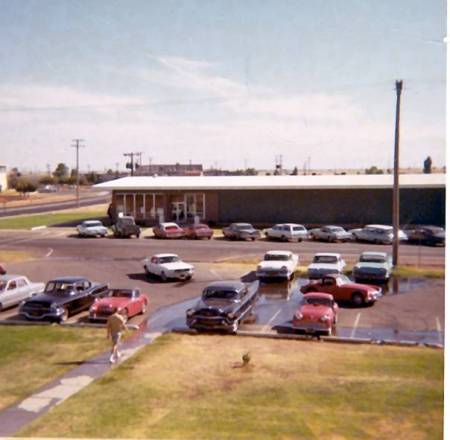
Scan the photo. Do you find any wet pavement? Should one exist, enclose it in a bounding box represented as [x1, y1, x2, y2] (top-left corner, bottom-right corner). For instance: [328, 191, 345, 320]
[148, 276, 445, 346]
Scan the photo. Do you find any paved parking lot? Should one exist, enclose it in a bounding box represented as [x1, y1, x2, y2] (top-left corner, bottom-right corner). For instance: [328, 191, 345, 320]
[0, 228, 445, 344]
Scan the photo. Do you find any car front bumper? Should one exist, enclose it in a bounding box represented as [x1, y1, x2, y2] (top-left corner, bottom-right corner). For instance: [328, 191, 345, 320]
[20, 307, 66, 321]
[257, 270, 291, 279]
[187, 316, 236, 331]
[170, 269, 194, 280]
[292, 320, 331, 334]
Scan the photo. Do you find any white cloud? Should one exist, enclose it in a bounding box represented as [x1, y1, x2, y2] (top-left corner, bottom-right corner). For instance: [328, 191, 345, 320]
[0, 55, 445, 171]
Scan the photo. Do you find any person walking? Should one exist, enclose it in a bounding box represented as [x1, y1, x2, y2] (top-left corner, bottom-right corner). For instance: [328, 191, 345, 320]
[106, 310, 127, 364]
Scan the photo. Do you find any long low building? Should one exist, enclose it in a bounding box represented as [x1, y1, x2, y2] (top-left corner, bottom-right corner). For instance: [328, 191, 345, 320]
[96, 174, 446, 226]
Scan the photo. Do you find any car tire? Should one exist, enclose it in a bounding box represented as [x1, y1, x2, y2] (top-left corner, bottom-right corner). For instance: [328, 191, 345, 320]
[351, 292, 364, 306]
[59, 307, 69, 323]
[281, 235, 287, 242]
[0, 303, 2, 312]
[160, 272, 167, 282]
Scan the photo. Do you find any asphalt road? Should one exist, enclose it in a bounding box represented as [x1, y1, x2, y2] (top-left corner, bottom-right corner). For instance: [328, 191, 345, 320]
[0, 229, 445, 344]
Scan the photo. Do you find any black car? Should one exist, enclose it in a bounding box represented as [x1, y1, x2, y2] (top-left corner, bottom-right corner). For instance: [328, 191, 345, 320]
[112, 216, 141, 238]
[19, 277, 108, 322]
[405, 226, 445, 246]
[186, 280, 259, 333]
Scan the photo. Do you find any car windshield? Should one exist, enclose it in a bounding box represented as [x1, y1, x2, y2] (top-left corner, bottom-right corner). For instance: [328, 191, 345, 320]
[120, 218, 134, 225]
[0, 281, 6, 291]
[45, 282, 77, 295]
[335, 275, 351, 285]
[108, 289, 133, 298]
[360, 255, 386, 263]
[304, 297, 332, 306]
[235, 224, 252, 230]
[159, 256, 180, 263]
[293, 226, 305, 231]
[203, 289, 239, 301]
[313, 255, 337, 264]
[264, 254, 289, 261]
[85, 221, 102, 227]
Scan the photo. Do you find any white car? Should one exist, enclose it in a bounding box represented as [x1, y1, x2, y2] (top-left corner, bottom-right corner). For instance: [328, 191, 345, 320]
[309, 225, 353, 242]
[264, 223, 308, 242]
[307, 253, 346, 279]
[77, 220, 108, 238]
[351, 224, 407, 245]
[143, 253, 194, 281]
[0, 275, 45, 310]
[256, 250, 299, 280]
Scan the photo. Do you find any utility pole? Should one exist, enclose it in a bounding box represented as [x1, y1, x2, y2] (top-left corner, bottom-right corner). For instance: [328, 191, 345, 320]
[71, 139, 85, 207]
[392, 80, 403, 267]
[123, 152, 143, 176]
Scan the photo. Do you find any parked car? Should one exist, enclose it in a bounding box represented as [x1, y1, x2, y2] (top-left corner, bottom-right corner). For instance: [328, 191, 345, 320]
[186, 280, 259, 333]
[309, 225, 353, 243]
[38, 184, 58, 193]
[256, 250, 298, 281]
[19, 277, 108, 322]
[143, 253, 194, 281]
[89, 288, 148, 322]
[351, 224, 407, 245]
[352, 252, 393, 283]
[153, 222, 185, 239]
[405, 225, 445, 246]
[264, 223, 308, 242]
[0, 275, 45, 311]
[307, 253, 346, 279]
[112, 216, 140, 238]
[301, 274, 382, 306]
[183, 223, 213, 239]
[292, 292, 338, 336]
[77, 220, 108, 238]
[222, 223, 261, 241]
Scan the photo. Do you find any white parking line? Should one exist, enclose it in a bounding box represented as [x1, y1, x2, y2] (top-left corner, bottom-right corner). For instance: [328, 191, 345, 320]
[436, 317, 443, 345]
[350, 312, 361, 338]
[261, 308, 282, 333]
[45, 248, 54, 257]
[209, 269, 223, 280]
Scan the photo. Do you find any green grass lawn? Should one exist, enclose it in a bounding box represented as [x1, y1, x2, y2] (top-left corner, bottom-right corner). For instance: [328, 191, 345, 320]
[19, 333, 443, 439]
[0, 326, 109, 410]
[0, 209, 107, 229]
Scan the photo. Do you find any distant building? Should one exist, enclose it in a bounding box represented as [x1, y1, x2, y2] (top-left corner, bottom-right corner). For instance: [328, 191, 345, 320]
[135, 163, 203, 176]
[0, 166, 7, 192]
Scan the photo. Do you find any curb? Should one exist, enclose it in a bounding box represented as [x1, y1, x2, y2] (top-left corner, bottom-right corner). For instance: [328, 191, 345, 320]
[172, 328, 444, 349]
[30, 225, 47, 231]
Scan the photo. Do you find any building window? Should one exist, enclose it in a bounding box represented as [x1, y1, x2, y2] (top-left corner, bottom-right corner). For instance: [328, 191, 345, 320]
[185, 193, 205, 220]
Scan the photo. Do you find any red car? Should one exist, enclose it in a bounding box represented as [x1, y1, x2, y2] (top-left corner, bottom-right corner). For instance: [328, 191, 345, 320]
[183, 223, 213, 239]
[89, 288, 148, 322]
[300, 274, 382, 306]
[292, 292, 338, 336]
[153, 222, 185, 239]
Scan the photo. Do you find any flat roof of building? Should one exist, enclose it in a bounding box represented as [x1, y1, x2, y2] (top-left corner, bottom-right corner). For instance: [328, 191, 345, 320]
[95, 174, 445, 191]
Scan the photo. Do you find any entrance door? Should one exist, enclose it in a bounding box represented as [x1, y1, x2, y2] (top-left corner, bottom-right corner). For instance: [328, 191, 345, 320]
[171, 202, 186, 223]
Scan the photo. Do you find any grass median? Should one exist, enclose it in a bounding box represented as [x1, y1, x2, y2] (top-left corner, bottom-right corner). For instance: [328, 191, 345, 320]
[19, 333, 443, 439]
[0, 326, 109, 411]
[0, 208, 107, 229]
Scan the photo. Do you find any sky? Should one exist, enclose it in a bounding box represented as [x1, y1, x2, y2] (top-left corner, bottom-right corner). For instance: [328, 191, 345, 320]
[0, 0, 446, 172]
